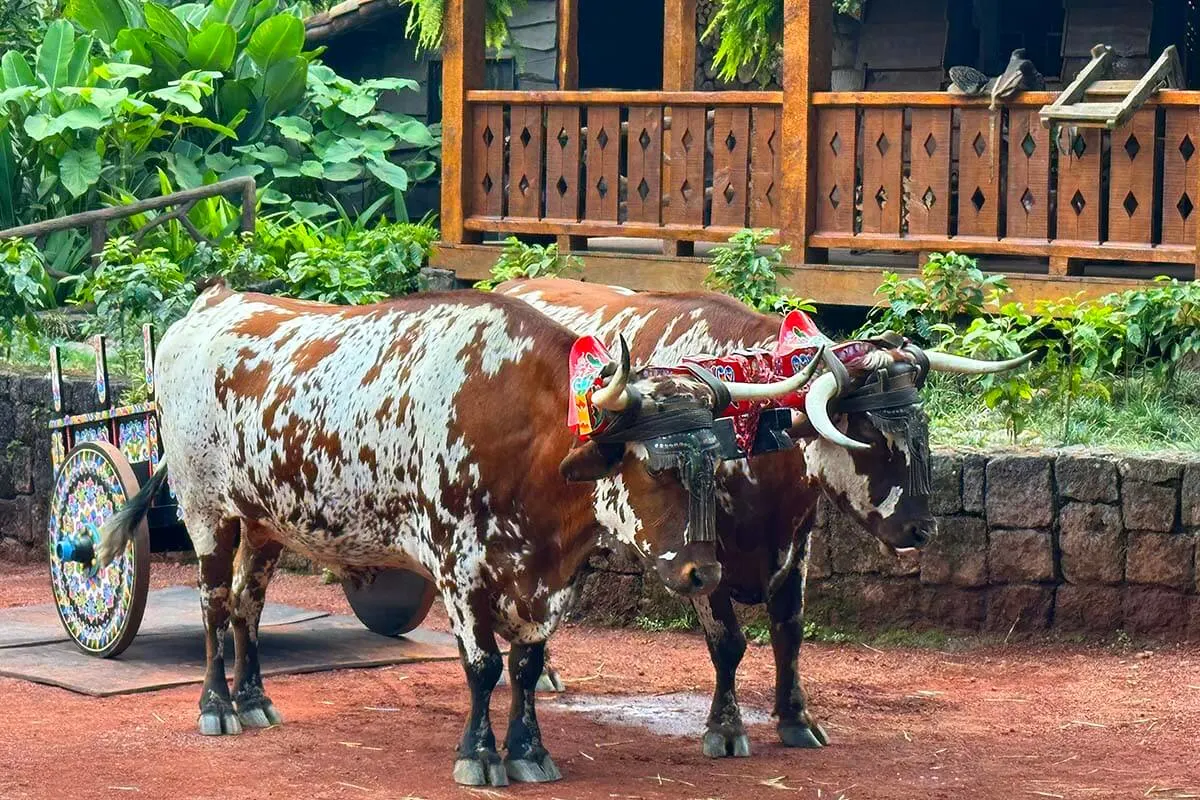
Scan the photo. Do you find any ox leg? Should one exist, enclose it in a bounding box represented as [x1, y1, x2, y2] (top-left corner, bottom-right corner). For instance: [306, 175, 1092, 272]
[230, 530, 284, 729]
[769, 560, 829, 748]
[695, 590, 751, 758]
[196, 520, 241, 736]
[504, 641, 561, 782]
[450, 599, 507, 787]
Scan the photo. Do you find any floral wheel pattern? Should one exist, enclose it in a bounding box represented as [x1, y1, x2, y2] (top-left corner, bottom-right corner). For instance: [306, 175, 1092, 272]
[47, 442, 149, 657]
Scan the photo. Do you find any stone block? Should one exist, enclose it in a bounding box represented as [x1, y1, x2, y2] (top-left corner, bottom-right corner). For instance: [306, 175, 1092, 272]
[1125, 532, 1195, 590]
[419, 268, 457, 292]
[920, 586, 986, 630]
[1059, 502, 1124, 584]
[573, 572, 643, 626]
[1122, 480, 1177, 533]
[984, 584, 1053, 633]
[986, 455, 1053, 528]
[807, 525, 832, 581]
[919, 516, 987, 587]
[0, 373, 10, 399]
[1119, 457, 1183, 486]
[0, 401, 14, 443]
[962, 454, 987, 514]
[829, 513, 895, 575]
[824, 577, 921, 628]
[587, 542, 643, 574]
[1054, 585, 1123, 633]
[6, 444, 32, 495]
[1123, 586, 1188, 638]
[1056, 456, 1118, 504]
[989, 529, 1054, 583]
[930, 452, 962, 515]
[0, 495, 33, 545]
[1181, 464, 1200, 529]
[16, 375, 51, 405]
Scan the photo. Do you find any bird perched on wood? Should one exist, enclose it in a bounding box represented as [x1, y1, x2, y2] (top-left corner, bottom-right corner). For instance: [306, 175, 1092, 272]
[947, 49, 1046, 109]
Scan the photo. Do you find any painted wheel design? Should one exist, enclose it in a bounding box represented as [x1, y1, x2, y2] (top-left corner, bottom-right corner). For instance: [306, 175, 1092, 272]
[343, 568, 436, 637]
[47, 441, 150, 658]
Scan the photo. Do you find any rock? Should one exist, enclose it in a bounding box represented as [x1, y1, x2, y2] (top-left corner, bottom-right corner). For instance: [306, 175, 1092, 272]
[821, 576, 921, 628]
[984, 584, 1053, 633]
[16, 376, 51, 405]
[1054, 585, 1123, 633]
[921, 586, 986, 630]
[1180, 464, 1200, 529]
[962, 454, 986, 514]
[1123, 587, 1188, 637]
[807, 525, 832, 580]
[573, 572, 643, 626]
[6, 444, 32, 495]
[828, 512, 896, 575]
[988, 529, 1054, 583]
[1055, 456, 1118, 504]
[1125, 532, 1195, 590]
[1119, 457, 1183, 486]
[419, 268, 457, 292]
[586, 542, 643, 574]
[1122, 480, 1178, 533]
[919, 516, 987, 587]
[986, 455, 1053, 528]
[0, 496, 33, 546]
[1059, 502, 1124, 584]
[929, 452, 962, 515]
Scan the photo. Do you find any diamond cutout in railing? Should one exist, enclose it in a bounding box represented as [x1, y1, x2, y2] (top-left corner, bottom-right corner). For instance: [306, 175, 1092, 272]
[765, 181, 776, 205]
[971, 187, 986, 212]
[596, 128, 609, 149]
[557, 127, 569, 148]
[518, 175, 531, 195]
[482, 174, 494, 193]
[680, 179, 694, 202]
[1070, 190, 1086, 215]
[876, 133, 890, 156]
[482, 126, 494, 147]
[682, 129, 695, 151]
[725, 131, 737, 152]
[1071, 133, 1087, 159]
[597, 176, 609, 197]
[767, 129, 778, 154]
[556, 176, 569, 196]
[829, 184, 841, 209]
[1182, 136, 1196, 161]
[830, 132, 841, 156]
[875, 185, 887, 208]
[973, 132, 986, 157]
[1178, 192, 1194, 220]
[1020, 188, 1035, 213]
[1124, 135, 1141, 160]
[723, 183, 736, 204]
[519, 127, 531, 147]
[637, 178, 650, 202]
[1021, 132, 1036, 158]
[1123, 191, 1139, 217]
[923, 133, 937, 157]
[921, 187, 936, 209]
[639, 129, 652, 150]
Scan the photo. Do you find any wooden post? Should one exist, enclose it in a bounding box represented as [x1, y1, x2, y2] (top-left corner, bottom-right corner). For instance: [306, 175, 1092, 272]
[557, 0, 578, 90]
[662, 0, 698, 256]
[441, 0, 486, 245]
[780, 0, 832, 262]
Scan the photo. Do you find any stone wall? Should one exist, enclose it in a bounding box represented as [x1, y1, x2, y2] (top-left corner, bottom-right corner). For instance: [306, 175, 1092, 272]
[574, 449, 1200, 640]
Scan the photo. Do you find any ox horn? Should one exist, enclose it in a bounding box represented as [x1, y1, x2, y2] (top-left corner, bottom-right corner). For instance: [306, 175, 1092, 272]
[925, 350, 1034, 375]
[723, 345, 825, 403]
[591, 335, 633, 412]
[802, 372, 871, 451]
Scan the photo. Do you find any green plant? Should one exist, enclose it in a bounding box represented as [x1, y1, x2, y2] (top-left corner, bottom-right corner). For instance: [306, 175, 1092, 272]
[1105, 277, 1200, 385]
[186, 231, 281, 289]
[860, 252, 1009, 345]
[634, 609, 698, 632]
[0, 0, 54, 53]
[397, 0, 524, 52]
[474, 236, 581, 290]
[0, 237, 53, 357]
[704, 228, 809, 314]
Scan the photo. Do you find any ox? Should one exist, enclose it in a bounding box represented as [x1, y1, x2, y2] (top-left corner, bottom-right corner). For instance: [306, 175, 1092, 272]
[96, 286, 813, 786]
[502, 278, 1030, 758]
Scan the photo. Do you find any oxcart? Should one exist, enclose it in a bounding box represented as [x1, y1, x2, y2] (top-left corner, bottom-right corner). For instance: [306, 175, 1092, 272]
[45, 328, 437, 657]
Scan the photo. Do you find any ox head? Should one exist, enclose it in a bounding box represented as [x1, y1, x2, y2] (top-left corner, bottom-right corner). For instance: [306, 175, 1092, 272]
[562, 336, 821, 596]
[791, 339, 1032, 551]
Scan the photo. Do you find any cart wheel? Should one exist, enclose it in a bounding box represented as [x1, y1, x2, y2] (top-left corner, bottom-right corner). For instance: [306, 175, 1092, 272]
[343, 568, 436, 636]
[47, 441, 150, 658]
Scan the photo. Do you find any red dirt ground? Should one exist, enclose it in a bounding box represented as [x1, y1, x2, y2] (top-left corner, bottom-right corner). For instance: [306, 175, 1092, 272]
[2, 562, 1198, 800]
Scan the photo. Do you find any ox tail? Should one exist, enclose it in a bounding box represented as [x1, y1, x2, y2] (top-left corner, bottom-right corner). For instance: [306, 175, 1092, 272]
[96, 458, 170, 567]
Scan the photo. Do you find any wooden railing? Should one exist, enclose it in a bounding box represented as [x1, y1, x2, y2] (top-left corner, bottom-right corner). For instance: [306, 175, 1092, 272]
[463, 90, 784, 242]
[809, 91, 1200, 274]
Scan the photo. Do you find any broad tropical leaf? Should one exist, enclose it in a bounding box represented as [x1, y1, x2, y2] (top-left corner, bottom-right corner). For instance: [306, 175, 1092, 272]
[1, 52, 36, 89]
[187, 22, 237, 71]
[36, 21, 75, 90]
[262, 56, 306, 116]
[246, 14, 304, 69]
[144, 2, 191, 57]
[205, 0, 250, 30]
[365, 155, 408, 191]
[59, 148, 102, 197]
[64, 0, 133, 45]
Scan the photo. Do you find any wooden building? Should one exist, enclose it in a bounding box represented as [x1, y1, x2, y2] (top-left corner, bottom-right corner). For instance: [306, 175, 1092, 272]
[372, 0, 1200, 305]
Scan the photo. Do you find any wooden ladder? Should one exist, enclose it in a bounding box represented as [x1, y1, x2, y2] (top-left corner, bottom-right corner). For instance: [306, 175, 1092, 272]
[1039, 44, 1185, 130]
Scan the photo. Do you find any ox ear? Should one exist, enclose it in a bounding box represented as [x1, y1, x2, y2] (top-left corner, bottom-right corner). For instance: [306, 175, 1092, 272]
[560, 441, 626, 482]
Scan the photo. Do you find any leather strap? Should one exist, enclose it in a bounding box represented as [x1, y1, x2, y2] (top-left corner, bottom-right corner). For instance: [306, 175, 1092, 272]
[683, 363, 733, 415]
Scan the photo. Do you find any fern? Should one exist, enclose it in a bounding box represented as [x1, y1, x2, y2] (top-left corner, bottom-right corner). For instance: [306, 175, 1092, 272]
[399, 0, 525, 52]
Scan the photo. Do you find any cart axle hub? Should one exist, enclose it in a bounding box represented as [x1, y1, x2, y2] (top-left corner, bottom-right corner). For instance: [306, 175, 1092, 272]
[57, 534, 96, 566]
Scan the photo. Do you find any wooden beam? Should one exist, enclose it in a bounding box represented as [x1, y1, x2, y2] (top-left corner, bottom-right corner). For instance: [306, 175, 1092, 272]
[440, 0, 486, 245]
[431, 243, 1154, 307]
[556, 0, 578, 89]
[781, 0, 832, 261]
[662, 0, 697, 92]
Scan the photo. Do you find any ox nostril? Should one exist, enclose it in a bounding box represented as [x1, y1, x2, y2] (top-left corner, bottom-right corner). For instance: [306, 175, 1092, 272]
[684, 562, 723, 594]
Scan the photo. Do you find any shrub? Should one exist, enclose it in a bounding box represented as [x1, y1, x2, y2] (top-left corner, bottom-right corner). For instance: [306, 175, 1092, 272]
[474, 236, 581, 290]
[704, 228, 813, 314]
[0, 236, 53, 356]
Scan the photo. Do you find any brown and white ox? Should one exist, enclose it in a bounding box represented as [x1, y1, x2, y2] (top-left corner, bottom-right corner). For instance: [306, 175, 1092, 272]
[96, 285, 813, 787]
[502, 278, 1030, 758]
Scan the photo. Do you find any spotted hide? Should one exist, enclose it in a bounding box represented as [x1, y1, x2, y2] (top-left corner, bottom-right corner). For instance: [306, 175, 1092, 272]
[96, 286, 731, 787]
[501, 277, 937, 758]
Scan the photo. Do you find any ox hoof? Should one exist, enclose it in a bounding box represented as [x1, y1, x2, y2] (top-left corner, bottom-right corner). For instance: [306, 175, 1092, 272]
[453, 756, 509, 787]
[198, 709, 243, 736]
[702, 730, 751, 758]
[506, 755, 562, 783]
[778, 721, 829, 748]
[536, 668, 566, 693]
[236, 700, 283, 728]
